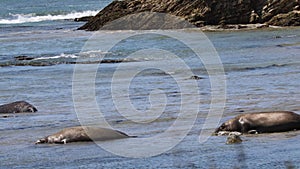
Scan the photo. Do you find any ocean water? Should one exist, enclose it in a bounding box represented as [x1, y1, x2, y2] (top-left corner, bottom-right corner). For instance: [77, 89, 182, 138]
[1, 0, 300, 168]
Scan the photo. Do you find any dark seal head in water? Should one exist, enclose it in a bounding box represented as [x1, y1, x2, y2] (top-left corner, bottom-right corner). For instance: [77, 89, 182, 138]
[215, 111, 300, 134]
[0, 101, 37, 114]
[35, 126, 136, 144]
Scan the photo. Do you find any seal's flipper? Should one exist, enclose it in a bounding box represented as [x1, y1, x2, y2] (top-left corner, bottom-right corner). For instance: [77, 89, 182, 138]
[61, 139, 67, 144]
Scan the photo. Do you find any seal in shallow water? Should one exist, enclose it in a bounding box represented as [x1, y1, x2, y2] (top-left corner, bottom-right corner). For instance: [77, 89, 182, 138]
[35, 126, 136, 144]
[215, 111, 300, 134]
[226, 133, 243, 144]
[0, 101, 37, 114]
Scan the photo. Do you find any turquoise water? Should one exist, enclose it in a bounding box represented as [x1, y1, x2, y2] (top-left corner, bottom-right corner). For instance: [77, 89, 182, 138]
[1, 0, 300, 168]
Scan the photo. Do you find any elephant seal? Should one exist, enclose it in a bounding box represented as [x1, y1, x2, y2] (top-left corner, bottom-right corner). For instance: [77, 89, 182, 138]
[35, 126, 136, 144]
[0, 101, 37, 114]
[215, 111, 300, 134]
[226, 133, 243, 144]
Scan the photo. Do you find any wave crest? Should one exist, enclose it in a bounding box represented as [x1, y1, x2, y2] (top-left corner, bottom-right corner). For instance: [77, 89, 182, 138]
[0, 10, 98, 24]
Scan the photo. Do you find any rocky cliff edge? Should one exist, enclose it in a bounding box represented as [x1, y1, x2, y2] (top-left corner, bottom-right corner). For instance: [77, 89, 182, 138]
[78, 0, 300, 31]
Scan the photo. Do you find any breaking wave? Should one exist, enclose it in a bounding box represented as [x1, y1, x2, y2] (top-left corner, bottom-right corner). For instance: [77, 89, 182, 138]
[0, 10, 98, 24]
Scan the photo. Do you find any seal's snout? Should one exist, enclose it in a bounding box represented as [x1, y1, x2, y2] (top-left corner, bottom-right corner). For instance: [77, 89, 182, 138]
[35, 138, 46, 144]
[215, 123, 225, 134]
[26, 107, 36, 113]
[23, 102, 38, 113]
[29, 106, 38, 113]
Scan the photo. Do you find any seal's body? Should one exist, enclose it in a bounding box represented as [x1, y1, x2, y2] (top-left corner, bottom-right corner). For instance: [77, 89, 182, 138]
[0, 101, 37, 114]
[36, 126, 135, 144]
[215, 111, 300, 134]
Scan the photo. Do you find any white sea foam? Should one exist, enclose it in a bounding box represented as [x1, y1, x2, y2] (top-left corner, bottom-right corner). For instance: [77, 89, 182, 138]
[80, 50, 113, 57]
[0, 10, 98, 24]
[34, 53, 78, 60]
[33, 51, 113, 61]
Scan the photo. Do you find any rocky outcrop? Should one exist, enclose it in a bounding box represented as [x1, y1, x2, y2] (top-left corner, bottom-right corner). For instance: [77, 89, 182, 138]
[99, 12, 195, 30]
[78, 0, 300, 31]
[14, 56, 35, 61]
[267, 10, 300, 26]
[261, 0, 299, 22]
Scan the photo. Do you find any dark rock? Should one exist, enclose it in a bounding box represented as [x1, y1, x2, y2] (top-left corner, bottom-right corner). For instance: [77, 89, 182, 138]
[78, 0, 300, 31]
[189, 75, 203, 80]
[115, 120, 124, 123]
[2, 115, 11, 118]
[14, 56, 34, 61]
[14, 62, 55, 67]
[74, 16, 94, 22]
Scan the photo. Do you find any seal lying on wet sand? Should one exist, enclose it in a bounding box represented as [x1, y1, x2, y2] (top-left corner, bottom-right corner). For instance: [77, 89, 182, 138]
[215, 111, 300, 134]
[35, 126, 136, 144]
[0, 101, 37, 114]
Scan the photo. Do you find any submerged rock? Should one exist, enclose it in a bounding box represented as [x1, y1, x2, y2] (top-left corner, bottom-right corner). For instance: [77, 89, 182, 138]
[78, 0, 300, 31]
[189, 75, 204, 80]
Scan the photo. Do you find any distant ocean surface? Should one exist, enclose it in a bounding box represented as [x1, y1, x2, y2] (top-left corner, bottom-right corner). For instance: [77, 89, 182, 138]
[0, 0, 110, 23]
[0, 0, 112, 63]
[1, 0, 300, 168]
